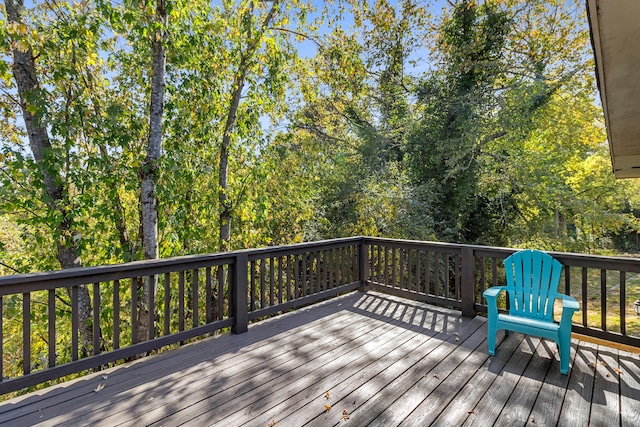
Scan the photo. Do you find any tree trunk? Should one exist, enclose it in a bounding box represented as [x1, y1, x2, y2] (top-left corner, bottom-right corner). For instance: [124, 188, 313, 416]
[138, 0, 167, 343]
[5, 0, 94, 356]
[218, 0, 279, 252]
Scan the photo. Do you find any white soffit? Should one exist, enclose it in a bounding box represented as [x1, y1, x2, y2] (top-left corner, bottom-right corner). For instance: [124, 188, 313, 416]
[587, 0, 640, 178]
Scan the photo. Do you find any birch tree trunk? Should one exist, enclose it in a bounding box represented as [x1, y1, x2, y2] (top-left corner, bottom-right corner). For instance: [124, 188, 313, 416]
[5, 0, 94, 355]
[138, 0, 167, 342]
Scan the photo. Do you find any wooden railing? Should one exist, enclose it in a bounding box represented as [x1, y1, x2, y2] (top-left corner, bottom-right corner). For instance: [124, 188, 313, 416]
[0, 238, 362, 395]
[364, 238, 640, 347]
[1, 236, 639, 395]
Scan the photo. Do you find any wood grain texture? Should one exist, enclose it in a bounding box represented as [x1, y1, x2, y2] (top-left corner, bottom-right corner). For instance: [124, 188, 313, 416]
[589, 345, 620, 427]
[0, 291, 632, 427]
[557, 341, 597, 427]
[619, 349, 640, 427]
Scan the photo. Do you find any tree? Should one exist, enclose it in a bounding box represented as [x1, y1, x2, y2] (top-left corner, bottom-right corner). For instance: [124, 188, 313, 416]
[3, 0, 97, 355]
[405, 0, 510, 243]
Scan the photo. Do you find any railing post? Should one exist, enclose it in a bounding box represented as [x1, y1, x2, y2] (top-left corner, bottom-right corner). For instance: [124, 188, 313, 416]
[232, 252, 249, 334]
[359, 238, 369, 291]
[461, 247, 476, 317]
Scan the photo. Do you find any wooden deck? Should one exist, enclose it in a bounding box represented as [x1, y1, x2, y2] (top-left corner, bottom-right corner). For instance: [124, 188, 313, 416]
[0, 291, 639, 427]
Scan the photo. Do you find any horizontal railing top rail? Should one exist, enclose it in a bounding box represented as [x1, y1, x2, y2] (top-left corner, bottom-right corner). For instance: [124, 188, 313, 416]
[367, 237, 640, 271]
[0, 237, 364, 296]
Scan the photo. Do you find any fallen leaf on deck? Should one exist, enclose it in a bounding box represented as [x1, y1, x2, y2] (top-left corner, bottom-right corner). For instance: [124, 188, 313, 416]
[325, 391, 331, 399]
[267, 420, 277, 427]
[614, 368, 623, 374]
[467, 409, 474, 414]
[433, 374, 440, 379]
[342, 409, 350, 421]
[93, 383, 105, 393]
[325, 404, 331, 412]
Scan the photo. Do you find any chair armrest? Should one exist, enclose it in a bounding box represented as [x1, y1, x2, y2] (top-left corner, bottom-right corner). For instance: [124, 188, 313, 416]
[483, 286, 506, 300]
[558, 294, 579, 330]
[483, 286, 507, 319]
[559, 294, 580, 312]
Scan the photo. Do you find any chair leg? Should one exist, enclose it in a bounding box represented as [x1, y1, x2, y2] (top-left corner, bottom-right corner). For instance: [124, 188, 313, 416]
[558, 335, 571, 375]
[487, 320, 496, 356]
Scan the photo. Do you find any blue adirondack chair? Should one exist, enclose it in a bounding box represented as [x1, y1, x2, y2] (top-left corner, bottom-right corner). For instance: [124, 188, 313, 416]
[483, 249, 580, 374]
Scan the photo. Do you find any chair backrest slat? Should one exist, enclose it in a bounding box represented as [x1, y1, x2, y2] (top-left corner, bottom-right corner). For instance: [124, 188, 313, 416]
[504, 250, 562, 321]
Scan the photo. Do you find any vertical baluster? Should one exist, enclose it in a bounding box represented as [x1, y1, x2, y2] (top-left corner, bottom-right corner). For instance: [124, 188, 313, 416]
[328, 250, 334, 289]
[317, 252, 322, 292]
[337, 248, 342, 285]
[371, 245, 382, 283]
[163, 274, 170, 335]
[391, 247, 397, 288]
[620, 271, 626, 336]
[149, 275, 156, 341]
[218, 266, 225, 320]
[270, 257, 275, 305]
[349, 246, 354, 282]
[601, 269, 607, 332]
[23, 292, 30, 374]
[294, 254, 300, 298]
[278, 256, 283, 304]
[178, 271, 185, 332]
[287, 254, 293, 300]
[398, 248, 407, 289]
[445, 254, 450, 300]
[72, 286, 79, 360]
[309, 252, 315, 295]
[48, 289, 55, 367]
[206, 267, 212, 324]
[318, 250, 323, 291]
[336, 248, 341, 286]
[192, 269, 198, 329]
[480, 257, 486, 295]
[416, 251, 422, 293]
[434, 253, 440, 297]
[341, 247, 346, 285]
[345, 246, 349, 284]
[384, 246, 389, 286]
[492, 258, 498, 287]
[369, 245, 374, 283]
[564, 265, 571, 295]
[581, 267, 588, 327]
[217, 265, 226, 320]
[343, 247, 348, 285]
[302, 253, 308, 297]
[425, 251, 431, 294]
[259, 259, 266, 307]
[250, 260, 256, 311]
[93, 283, 100, 355]
[455, 253, 461, 300]
[354, 245, 359, 282]
[131, 278, 138, 344]
[409, 249, 414, 290]
[320, 251, 326, 291]
[114, 279, 120, 349]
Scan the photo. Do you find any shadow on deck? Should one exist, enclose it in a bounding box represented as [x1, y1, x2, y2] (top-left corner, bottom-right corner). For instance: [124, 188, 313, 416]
[0, 291, 639, 427]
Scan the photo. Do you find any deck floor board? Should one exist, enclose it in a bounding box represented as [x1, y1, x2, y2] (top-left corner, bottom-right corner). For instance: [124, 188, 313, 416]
[0, 290, 634, 427]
